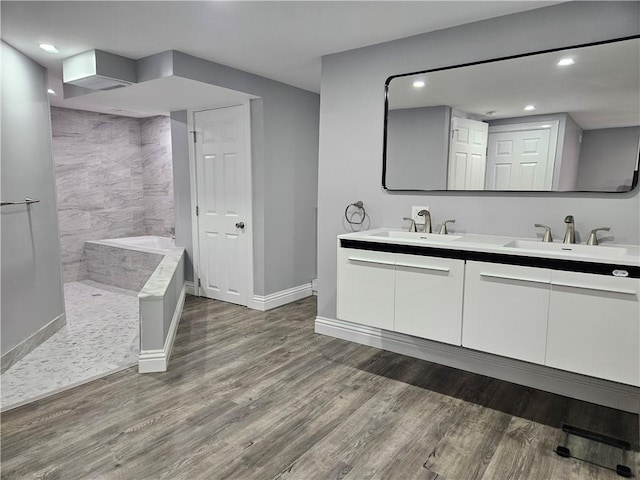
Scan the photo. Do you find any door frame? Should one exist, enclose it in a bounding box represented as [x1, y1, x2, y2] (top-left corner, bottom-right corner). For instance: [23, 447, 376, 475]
[187, 101, 256, 307]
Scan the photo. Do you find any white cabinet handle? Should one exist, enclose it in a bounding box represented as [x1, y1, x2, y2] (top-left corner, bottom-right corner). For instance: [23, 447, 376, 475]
[347, 257, 395, 266]
[480, 272, 550, 285]
[551, 281, 637, 295]
[395, 262, 450, 273]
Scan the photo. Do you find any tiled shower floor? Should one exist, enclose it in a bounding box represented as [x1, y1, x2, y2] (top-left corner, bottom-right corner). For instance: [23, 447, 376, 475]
[1, 280, 139, 411]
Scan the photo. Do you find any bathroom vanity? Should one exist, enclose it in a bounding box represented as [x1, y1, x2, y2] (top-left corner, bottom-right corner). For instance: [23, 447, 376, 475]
[334, 229, 640, 404]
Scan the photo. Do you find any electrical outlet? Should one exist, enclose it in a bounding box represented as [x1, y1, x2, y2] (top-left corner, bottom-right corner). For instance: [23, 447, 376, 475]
[411, 206, 429, 225]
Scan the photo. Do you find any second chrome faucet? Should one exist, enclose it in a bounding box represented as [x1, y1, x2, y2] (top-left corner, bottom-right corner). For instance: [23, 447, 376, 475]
[535, 215, 575, 244]
[563, 215, 576, 244]
[536, 215, 610, 245]
[417, 209, 431, 233]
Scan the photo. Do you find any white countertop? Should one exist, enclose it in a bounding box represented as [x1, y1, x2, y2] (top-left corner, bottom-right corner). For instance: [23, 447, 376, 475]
[339, 228, 640, 267]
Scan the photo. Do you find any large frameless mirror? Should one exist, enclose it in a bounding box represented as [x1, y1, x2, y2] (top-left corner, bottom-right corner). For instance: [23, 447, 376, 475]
[383, 36, 640, 192]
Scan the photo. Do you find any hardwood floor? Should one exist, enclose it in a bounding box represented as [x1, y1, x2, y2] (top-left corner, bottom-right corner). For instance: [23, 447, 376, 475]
[1, 295, 638, 479]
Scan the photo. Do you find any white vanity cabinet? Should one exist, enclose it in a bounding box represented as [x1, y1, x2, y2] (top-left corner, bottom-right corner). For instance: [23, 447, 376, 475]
[336, 230, 640, 395]
[545, 271, 640, 386]
[462, 261, 551, 365]
[337, 246, 464, 344]
[394, 255, 464, 345]
[337, 247, 396, 330]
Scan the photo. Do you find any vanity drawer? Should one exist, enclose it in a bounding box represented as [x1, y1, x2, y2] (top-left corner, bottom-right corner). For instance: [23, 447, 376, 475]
[395, 255, 464, 345]
[337, 248, 395, 330]
[546, 271, 640, 386]
[462, 261, 551, 365]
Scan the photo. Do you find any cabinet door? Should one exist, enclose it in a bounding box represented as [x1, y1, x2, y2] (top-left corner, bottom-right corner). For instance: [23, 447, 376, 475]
[462, 261, 551, 364]
[337, 247, 395, 330]
[395, 255, 464, 345]
[546, 271, 640, 386]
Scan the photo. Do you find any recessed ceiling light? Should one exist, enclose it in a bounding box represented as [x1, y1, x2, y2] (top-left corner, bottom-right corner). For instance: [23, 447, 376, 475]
[47, 89, 56, 95]
[485, 111, 497, 117]
[39, 43, 59, 54]
[557, 58, 575, 66]
[412, 80, 426, 88]
[524, 105, 536, 111]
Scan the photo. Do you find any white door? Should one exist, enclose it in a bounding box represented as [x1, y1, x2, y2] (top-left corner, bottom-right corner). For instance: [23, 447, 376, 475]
[486, 123, 557, 190]
[194, 105, 249, 305]
[447, 117, 489, 190]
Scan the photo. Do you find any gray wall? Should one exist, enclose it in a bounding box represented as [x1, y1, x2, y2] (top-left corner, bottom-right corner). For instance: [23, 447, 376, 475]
[1, 42, 65, 352]
[557, 114, 582, 191]
[139, 254, 184, 352]
[169, 110, 195, 282]
[386, 106, 450, 190]
[51, 107, 173, 282]
[170, 53, 320, 295]
[317, 1, 640, 319]
[577, 127, 640, 192]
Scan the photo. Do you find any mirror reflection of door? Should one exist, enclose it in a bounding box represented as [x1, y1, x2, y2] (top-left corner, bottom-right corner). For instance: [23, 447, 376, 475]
[485, 121, 558, 190]
[447, 117, 488, 190]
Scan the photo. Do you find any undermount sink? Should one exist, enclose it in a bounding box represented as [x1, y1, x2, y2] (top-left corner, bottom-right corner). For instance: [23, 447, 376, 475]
[369, 231, 463, 242]
[503, 240, 628, 258]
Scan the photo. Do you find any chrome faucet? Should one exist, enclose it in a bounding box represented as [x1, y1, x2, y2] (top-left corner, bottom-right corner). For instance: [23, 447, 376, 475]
[587, 227, 610, 246]
[417, 209, 431, 233]
[403, 217, 417, 232]
[563, 215, 575, 244]
[439, 219, 455, 235]
[535, 224, 553, 242]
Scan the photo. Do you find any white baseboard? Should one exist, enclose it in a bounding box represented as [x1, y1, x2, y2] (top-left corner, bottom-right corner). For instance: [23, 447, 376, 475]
[249, 283, 313, 311]
[315, 316, 640, 414]
[138, 284, 187, 373]
[185, 281, 196, 296]
[311, 278, 318, 296]
[2, 313, 66, 374]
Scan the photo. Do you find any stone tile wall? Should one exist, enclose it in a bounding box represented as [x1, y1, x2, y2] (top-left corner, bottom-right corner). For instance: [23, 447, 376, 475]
[141, 116, 174, 236]
[51, 107, 173, 282]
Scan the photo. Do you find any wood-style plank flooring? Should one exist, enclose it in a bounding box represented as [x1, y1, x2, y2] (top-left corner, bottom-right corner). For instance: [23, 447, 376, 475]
[1, 295, 638, 479]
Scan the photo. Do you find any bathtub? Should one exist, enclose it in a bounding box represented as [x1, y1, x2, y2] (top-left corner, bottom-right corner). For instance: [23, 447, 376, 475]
[87, 235, 180, 255]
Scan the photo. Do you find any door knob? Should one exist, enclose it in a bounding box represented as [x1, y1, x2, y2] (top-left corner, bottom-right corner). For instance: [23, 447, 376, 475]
[235, 221, 245, 229]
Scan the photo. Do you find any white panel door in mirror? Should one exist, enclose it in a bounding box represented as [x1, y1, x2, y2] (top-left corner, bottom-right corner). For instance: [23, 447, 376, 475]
[486, 123, 556, 190]
[447, 117, 488, 190]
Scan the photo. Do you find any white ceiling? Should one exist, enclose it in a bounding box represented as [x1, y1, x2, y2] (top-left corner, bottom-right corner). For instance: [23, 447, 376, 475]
[1, 1, 560, 116]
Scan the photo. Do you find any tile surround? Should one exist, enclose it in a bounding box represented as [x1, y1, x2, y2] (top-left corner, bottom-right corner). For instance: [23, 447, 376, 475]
[85, 242, 163, 291]
[51, 107, 174, 283]
[141, 116, 175, 237]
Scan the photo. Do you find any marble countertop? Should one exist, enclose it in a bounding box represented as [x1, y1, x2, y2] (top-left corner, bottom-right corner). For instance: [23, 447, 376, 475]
[138, 248, 185, 299]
